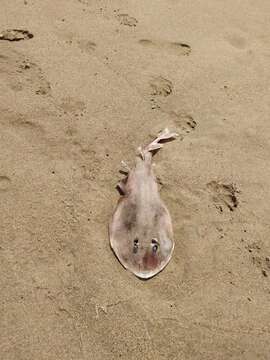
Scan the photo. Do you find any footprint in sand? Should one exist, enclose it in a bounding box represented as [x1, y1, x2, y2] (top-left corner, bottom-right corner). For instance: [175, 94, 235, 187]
[169, 111, 197, 138]
[147, 79, 196, 138]
[243, 240, 270, 278]
[139, 39, 191, 56]
[225, 33, 247, 50]
[207, 181, 239, 213]
[0, 46, 51, 95]
[149, 76, 173, 97]
[0, 29, 33, 41]
[148, 76, 173, 109]
[0, 176, 11, 191]
[77, 40, 97, 53]
[0, 108, 46, 144]
[60, 97, 86, 115]
[117, 14, 138, 27]
[59, 32, 97, 54]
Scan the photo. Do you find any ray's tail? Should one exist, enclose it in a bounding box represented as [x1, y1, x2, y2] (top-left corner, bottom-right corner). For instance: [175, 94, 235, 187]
[138, 128, 178, 160]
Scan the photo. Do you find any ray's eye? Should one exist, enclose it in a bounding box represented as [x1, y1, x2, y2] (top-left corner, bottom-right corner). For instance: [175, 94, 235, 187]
[133, 238, 139, 254]
[151, 239, 159, 253]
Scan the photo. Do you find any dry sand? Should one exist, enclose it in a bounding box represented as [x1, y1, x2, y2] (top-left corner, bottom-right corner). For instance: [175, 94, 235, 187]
[1, 1, 270, 359]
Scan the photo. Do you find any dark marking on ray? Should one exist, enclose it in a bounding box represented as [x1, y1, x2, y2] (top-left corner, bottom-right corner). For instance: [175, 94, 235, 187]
[122, 202, 137, 230]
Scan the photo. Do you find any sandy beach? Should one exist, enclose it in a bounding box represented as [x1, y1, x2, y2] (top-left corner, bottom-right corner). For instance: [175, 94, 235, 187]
[1, 1, 270, 359]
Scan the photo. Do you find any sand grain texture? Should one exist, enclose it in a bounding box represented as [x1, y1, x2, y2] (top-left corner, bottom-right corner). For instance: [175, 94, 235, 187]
[1, 1, 270, 359]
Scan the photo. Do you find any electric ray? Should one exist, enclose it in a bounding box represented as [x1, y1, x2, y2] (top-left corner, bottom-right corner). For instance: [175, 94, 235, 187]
[109, 128, 178, 279]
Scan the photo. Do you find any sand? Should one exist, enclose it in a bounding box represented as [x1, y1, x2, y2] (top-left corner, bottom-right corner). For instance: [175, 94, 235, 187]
[1, 1, 270, 359]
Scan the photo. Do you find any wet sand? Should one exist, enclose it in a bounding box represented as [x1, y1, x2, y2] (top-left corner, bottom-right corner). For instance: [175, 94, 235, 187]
[1, 1, 270, 359]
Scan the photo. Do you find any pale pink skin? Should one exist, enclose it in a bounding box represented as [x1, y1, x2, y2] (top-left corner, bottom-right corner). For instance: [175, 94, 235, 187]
[109, 129, 177, 279]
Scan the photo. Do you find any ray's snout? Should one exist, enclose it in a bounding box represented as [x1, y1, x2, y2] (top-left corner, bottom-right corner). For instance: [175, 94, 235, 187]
[131, 251, 162, 279]
[142, 251, 159, 270]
